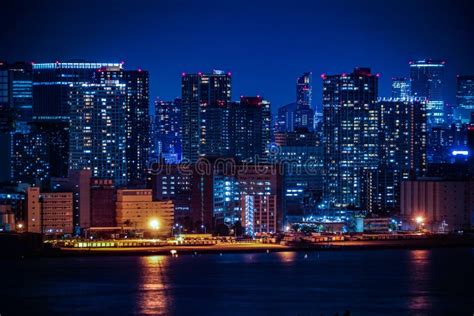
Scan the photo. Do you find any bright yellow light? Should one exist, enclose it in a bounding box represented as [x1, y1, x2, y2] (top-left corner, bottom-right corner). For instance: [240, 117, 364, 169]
[17, 223, 24, 229]
[149, 219, 160, 230]
[415, 216, 424, 224]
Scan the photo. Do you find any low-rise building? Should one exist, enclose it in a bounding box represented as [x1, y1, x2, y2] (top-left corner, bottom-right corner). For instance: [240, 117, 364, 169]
[401, 179, 474, 232]
[116, 189, 174, 236]
[26, 187, 74, 235]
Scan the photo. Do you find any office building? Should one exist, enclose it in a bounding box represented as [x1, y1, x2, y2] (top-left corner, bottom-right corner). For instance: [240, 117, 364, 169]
[322, 68, 379, 208]
[115, 189, 174, 235]
[0, 62, 33, 183]
[68, 78, 128, 186]
[154, 98, 182, 163]
[274, 129, 323, 220]
[90, 178, 116, 227]
[26, 187, 74, 235]
[294, 72, 314, 131]
[275, 102, 296, 133]
[94, 67, 150, 184]
[410, 59, 445, 126]
[30, 62, 124, 181]
[181, 70, 231, 161]
[391, 77, 411, 99]
[363, 98, 427, 214]
[233, 96, 271, 162]
[455, 75, 474, 123]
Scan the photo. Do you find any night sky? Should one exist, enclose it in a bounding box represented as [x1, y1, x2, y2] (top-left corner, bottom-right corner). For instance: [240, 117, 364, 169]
[1, 0, 474, 108]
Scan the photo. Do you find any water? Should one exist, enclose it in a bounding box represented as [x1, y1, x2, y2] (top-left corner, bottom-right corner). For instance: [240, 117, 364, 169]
[1, 248, 473, 315]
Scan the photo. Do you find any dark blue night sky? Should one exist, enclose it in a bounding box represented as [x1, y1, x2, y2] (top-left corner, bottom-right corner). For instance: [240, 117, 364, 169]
[2, 0, 474, 109]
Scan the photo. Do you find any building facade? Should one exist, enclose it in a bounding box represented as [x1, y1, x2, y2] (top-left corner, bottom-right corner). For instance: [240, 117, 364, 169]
[455, 75, 474, 123]
[410, 59, 445, 126]
[391, 77, 411, 99]
[322, 68, 379, 208]
[115, 189, 174, 235]
[26, 187, 74, 235]
[401, 179, 474, 232]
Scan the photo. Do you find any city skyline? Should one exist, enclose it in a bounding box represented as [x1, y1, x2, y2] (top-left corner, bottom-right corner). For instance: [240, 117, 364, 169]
[2, 0, 474, 108]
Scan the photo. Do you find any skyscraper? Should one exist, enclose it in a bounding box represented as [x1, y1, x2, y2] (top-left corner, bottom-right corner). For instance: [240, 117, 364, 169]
[233, 96, 271, 162]
[455, 75, 474, 123]
[363, 98, 427, 214]
[154, 98, 182, 163]
[0, 61, 33, 182]
[294, 72, 314, 131]
[410, 59, 445, 126]
[32, 62, 124, 180]
[391, 77, 411, 99]
[181, 70, 232, 161]
[95, 67, 150, 184]
[275, 102, 296, 132]
[322, 68, 379, 208]
[68, 78, 128, 186]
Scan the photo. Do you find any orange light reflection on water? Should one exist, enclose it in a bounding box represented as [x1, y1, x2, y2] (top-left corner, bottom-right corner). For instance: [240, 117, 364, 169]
[137, 256, 171, 315]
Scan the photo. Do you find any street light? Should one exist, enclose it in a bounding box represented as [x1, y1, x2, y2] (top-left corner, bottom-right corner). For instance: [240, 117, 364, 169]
[415, 216, 424, 225]
[149, 219, 160, 231]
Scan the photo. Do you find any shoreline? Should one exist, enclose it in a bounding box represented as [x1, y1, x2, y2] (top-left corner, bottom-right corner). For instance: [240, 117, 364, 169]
[42, 237, 474, 258]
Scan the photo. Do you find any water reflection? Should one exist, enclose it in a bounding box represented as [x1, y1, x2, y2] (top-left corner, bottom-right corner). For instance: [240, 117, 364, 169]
[407, 250, 433, 313]
[136, 256, 171, 315]
[276, 251, 297, 263]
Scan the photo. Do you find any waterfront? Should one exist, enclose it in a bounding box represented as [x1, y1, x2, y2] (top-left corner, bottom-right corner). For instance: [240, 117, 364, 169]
[1, 248, 473, 315]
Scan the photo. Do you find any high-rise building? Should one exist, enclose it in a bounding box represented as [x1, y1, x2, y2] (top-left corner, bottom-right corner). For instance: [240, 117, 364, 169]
[94, 67, 150, 185]
[233, 96, 271, 162]
[275, 102, 296, 132]
[363, 98, 427, 214]
[181, 70, 231, 161]
[68, 79, 128, 186]
[154, 98, 182, 163]
[294, 72, 314, 131]
[322, 68, 379, 208]
[455, 75, 474, 123]
[0, 62, 33, 182]
[410, 59, 445, 126]
[10, 124, 50, 185]
[31, 62, 124, 180]
[391, 77, 411, 99]
[274, 129, 323, 221]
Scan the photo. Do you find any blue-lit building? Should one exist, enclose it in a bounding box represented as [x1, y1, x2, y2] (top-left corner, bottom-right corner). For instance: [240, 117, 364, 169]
[322, 68, 379, 209]
[0, 62, 33, 183]
[153, 98, 182, 163]
[455, 75, 474, 123]
[68, 78, 128, 186]
[428, 124, 468, 163]
[294, 72, 314, 131]
[233, 96, 272, 162]
[391, 77, 411, 99]
[31, 62, 124, 180]
[275, 102, 296, 133]
[410, 59, 445, 126]
[181, 70, 232, 161]
[273, 129, 323, 222]
[363, 98, 427, 214]
[95, 67, 151, 185]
